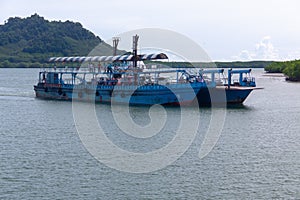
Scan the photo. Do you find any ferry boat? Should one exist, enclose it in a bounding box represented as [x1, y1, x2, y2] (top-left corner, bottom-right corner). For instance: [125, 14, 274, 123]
[34, 35, 258, 106]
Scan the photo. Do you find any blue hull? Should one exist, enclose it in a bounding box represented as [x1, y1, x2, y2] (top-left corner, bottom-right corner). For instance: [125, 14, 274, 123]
[34, 83, 202, 105]
[34, 83, 253, 106]
[196, 87, 253, 106]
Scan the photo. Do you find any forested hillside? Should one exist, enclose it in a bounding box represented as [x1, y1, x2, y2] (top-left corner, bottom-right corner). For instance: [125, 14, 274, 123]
[0, 14, 116, 68]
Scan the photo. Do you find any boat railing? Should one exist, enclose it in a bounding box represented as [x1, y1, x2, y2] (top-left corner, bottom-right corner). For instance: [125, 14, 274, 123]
[40, 65, 256, 88]
[228, 69, 256, 87]
[199, 68, 227, 85]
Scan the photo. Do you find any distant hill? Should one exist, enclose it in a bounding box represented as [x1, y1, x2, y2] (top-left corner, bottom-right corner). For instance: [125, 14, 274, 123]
[146, 60, 273, 68]
[0, 14, 122, 68]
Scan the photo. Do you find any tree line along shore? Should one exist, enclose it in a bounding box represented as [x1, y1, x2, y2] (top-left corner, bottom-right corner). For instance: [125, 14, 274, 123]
[265, 60, 300, 81]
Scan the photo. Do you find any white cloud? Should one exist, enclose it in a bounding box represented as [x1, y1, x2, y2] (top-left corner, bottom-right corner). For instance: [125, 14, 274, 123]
[254, 36, 278, 60]
[234, 36, 279, 61]
[238, 50, 253, 60]
[285, 50, 300, 60]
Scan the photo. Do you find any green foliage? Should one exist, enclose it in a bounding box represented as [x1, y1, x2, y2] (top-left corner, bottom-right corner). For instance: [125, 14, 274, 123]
[215, 61, 272, 68]
[265, 62, 287, 73]
[0, 14, 119, 68]
[265, 60, 300, 81]
[282, 60, 300, 81]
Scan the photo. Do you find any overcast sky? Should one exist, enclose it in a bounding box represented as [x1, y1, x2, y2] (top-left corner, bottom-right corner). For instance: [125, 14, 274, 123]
[1, 0, 300, 61]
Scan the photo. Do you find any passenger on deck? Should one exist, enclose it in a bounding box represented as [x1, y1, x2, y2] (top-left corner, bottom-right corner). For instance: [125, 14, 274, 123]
[107, 65, 113, 73]
[98, 77, 105, 85]
[196, 76, 203, 82]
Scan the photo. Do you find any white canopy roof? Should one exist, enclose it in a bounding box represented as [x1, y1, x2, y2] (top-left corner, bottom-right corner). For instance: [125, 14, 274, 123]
[48, 53, 168, 63]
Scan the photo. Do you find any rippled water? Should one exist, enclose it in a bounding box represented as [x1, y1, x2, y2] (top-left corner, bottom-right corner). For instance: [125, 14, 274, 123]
[0, 68, 300, 199]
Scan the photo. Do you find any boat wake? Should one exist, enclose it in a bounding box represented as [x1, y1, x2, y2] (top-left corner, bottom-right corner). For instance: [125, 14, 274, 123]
[0, 86, 35, 99]
[0, 93, 35, 99]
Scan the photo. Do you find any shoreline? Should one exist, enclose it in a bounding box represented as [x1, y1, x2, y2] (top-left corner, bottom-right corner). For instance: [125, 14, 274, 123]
[262, 72, 286, 77]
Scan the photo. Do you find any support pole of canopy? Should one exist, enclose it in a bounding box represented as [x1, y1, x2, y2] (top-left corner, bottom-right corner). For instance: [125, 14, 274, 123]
[228, 69, 232, 89]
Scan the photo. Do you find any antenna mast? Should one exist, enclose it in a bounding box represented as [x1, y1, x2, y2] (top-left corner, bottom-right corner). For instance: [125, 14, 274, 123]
[112, 37, 120, 56]
[132, 34, 139, 68]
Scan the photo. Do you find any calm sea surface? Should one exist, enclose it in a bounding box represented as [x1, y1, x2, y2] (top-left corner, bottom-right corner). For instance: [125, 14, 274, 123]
[0, 68, 300, 199]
